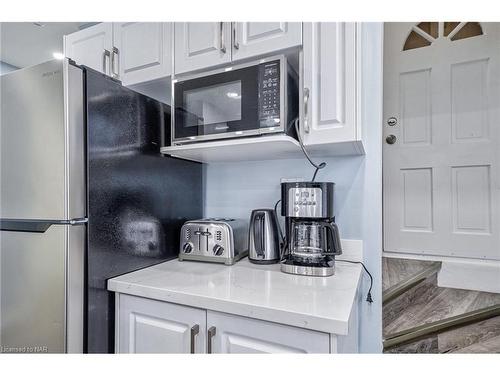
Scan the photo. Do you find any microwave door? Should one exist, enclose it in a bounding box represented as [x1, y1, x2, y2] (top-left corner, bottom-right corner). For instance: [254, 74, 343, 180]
[173, 63, 263, 142]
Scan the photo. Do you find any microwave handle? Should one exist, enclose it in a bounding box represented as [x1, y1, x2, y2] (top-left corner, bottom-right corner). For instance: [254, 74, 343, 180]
[219, 22, 227, 53]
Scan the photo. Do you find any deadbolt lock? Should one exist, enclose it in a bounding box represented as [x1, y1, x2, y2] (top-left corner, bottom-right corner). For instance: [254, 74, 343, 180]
[387, 117, 397, 126]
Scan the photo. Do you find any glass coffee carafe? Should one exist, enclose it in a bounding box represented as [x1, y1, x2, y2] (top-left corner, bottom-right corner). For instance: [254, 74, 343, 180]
[289, 220, 342, 263]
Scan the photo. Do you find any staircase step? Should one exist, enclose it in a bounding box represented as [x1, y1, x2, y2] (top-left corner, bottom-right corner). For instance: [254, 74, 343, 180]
[439, 315, 500, 353]
[383, 274, 438, 331]
[384, 304, 500, 351]
[383, 261, 500, 336]
[385, 284, 500, 335]
[383, 262, 442, 304]
[384, 335, 438, 354]
[383, 257, 440, 292]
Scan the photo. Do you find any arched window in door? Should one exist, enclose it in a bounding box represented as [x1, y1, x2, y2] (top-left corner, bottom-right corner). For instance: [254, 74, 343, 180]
[403, 22, 483, 51]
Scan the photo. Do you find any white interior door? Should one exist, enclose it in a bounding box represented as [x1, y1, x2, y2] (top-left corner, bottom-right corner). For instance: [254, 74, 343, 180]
[383, 22, 500, 260]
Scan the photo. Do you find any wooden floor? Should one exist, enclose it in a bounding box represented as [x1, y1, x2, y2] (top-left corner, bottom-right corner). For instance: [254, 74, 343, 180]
[383, 257, 500, 353]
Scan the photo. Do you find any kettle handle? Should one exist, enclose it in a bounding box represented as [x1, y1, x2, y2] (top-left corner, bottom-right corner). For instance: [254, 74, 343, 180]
[323, 221, 342, 256]
[253, 212, 265, 257]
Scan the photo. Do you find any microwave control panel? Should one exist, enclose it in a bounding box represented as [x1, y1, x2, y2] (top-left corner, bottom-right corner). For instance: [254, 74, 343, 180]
[258, 61, 281, 126]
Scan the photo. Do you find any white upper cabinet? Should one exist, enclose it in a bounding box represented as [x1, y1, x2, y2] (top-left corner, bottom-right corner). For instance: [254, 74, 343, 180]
[174, 22, 231, 74]
[113, 23, 172, 86]
[64, 23, 113, 75]
[117, 294, 206, 354]
[232, 22, 302, 61]
[301, 23, 360, 151]
[64, 23, 172, 86]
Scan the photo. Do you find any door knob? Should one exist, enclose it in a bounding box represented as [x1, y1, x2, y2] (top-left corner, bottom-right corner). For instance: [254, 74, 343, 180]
[386, 135, 397, 144]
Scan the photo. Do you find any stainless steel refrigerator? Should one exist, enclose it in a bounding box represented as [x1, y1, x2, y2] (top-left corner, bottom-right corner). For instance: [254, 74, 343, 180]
[0, 59, 202, 353]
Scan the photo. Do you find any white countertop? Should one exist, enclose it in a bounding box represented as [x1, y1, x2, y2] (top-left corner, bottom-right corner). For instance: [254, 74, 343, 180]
[107, 258, 362, 335]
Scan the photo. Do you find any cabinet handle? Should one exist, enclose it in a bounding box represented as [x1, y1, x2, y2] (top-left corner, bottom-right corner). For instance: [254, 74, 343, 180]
[102, 49, 111, 75]
[111, 47, 119, 79]
[207, 326, 216, 354]
[232, 22, 239, 50]
[219, 22, 226, 53]
[190, 324, 199, 354]
[303, 87, 310, 134]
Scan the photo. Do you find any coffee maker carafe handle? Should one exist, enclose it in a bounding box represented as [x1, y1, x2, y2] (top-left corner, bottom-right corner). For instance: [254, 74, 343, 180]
[324, 222, 342, 256]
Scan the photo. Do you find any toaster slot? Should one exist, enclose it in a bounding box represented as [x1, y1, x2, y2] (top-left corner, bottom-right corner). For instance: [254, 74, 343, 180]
[195, 226, 211, 254]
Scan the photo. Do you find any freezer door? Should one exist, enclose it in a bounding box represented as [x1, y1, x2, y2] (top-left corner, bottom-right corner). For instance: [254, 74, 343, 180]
[0, 226, 66, 353]
[0, 59, 85, 220]
[1, 60, 65, 219]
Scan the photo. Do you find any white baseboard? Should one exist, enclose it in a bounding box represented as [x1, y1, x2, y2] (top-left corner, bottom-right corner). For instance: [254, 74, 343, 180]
[438, 260, 500, 294]
[338, 239, 363, 262]
[383, 251, 500, 294]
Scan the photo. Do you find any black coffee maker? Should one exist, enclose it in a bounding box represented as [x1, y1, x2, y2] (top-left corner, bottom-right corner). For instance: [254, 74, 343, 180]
[280, 182, 342, 276]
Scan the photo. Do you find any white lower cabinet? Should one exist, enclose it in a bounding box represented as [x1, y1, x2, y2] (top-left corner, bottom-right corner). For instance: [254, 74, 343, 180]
[206, 311, 330, 354]
[117, 294, 206, 353]
[116, 294, 334, 353]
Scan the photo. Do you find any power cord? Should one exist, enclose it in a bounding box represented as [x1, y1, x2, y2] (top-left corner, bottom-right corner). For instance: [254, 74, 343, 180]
[336, 259, 374, 303]
[288, 118, 374, 304]
[292, 118, 326, 182]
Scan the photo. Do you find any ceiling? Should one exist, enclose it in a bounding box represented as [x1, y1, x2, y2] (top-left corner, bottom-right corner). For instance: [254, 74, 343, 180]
[0, 22, 95, 68]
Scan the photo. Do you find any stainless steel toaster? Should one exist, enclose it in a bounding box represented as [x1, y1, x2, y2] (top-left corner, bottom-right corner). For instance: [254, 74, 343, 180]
[179, 218, 248, 265]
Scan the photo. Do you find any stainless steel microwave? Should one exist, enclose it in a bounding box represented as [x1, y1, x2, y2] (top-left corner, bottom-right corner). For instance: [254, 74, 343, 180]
[172, 55, 298, 145]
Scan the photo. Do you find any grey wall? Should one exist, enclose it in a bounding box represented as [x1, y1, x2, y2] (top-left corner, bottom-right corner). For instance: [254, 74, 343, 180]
[0, 61, 18, 75]
[204, 156, 364, 238]
[204, 23, 383, 353]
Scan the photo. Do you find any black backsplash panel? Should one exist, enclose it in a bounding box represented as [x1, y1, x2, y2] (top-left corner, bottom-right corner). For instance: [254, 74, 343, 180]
[85, 68, 202, 353]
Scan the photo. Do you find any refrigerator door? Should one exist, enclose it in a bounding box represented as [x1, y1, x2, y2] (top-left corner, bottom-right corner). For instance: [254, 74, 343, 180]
[0, 61, 66, 220]
[0, 226, 66, 353]
[85, 68, 202, 353]
[0, 60, 86, 353]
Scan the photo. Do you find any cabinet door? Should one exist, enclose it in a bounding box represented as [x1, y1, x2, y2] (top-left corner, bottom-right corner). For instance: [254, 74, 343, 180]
[113, 22, 172, 86]
[117, 294, 206, 353]
[301, 23, 358, 146]
[232, 22, 302, 61]
[174, 22, 231, 74]
[64, 23, 113, 75]
[206, 311, 330, 353]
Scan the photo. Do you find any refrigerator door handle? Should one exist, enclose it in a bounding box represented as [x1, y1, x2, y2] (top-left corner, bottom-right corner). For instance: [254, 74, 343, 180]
[0, 217, 88, 233]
